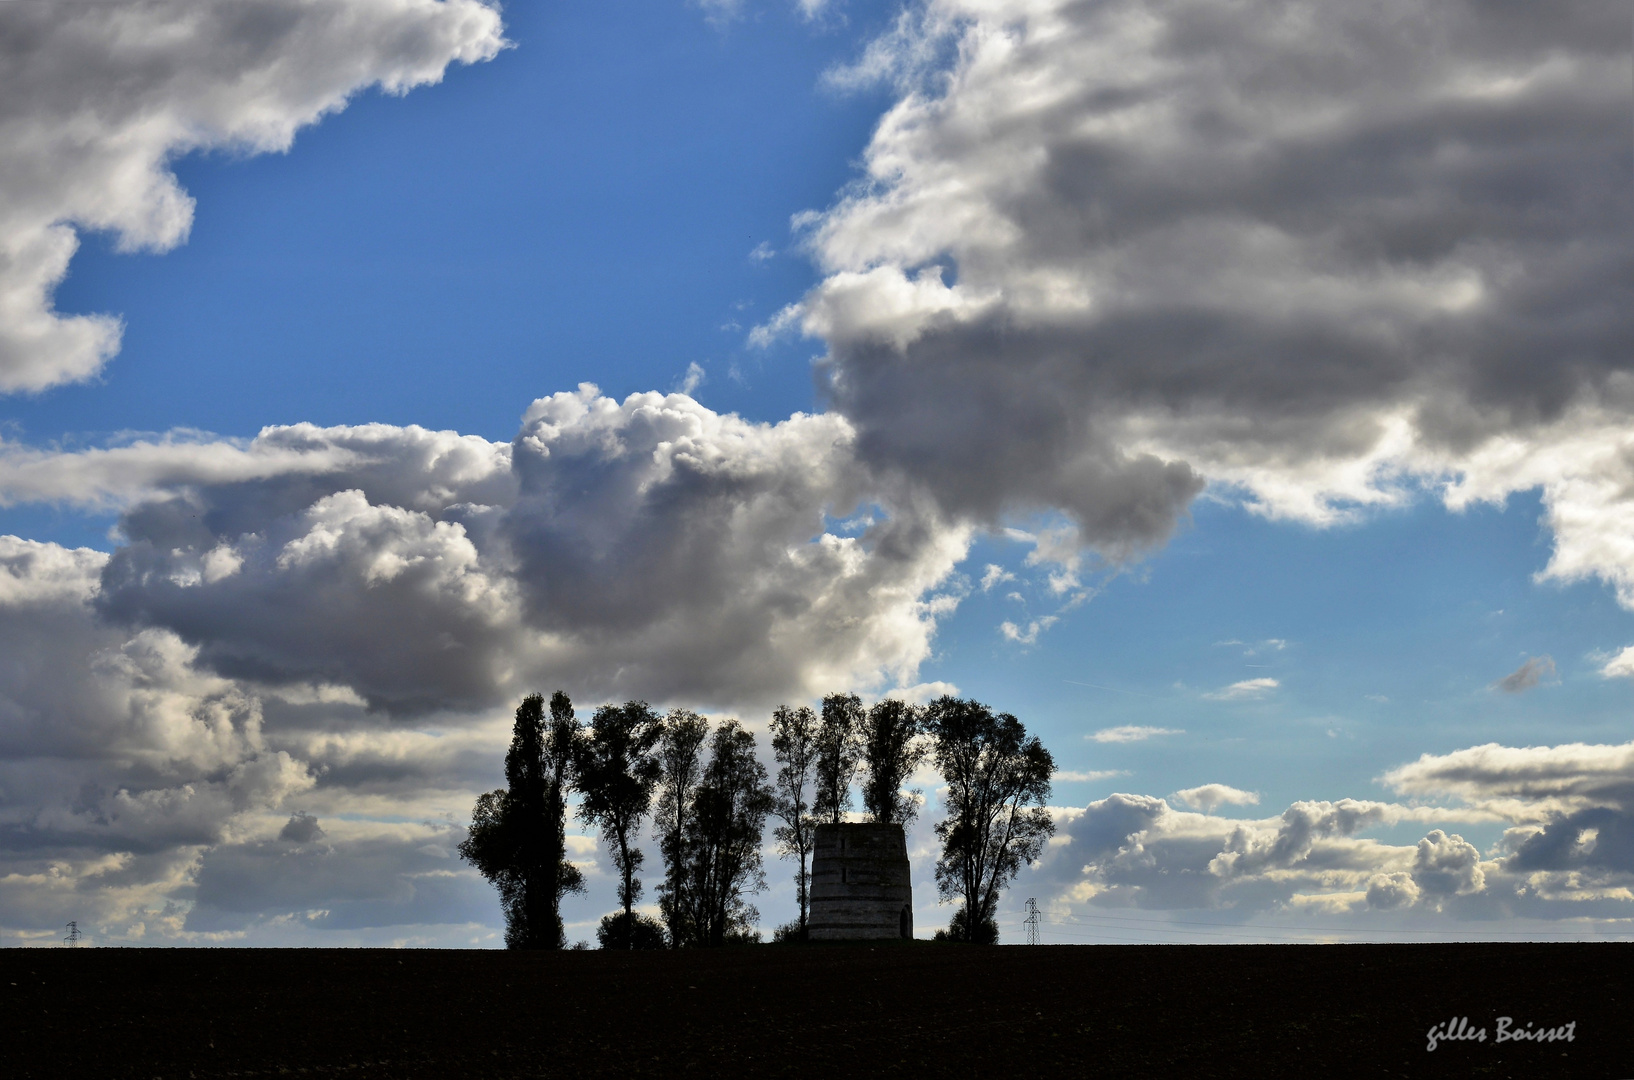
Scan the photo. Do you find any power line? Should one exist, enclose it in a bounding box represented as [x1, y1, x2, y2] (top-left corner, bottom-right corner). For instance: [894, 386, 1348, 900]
[1023, 898, 1040, 945]
[63, 921, 81, 947]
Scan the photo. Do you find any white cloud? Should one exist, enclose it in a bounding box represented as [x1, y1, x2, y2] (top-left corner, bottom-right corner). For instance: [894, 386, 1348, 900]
[1205, 677, 1280, 701]
[1054, 769, 1128, 784]
[1089, 726, 1182, 744]
[0, 0, 506, 393]
[999, 617, 1056, 645]
[676, 362, 706, 396]
[1599, 646, 1634, 679]
[748, 241, 776, 263]
[979, 563, 1014, 592]
[1171, 784, 1261, 814]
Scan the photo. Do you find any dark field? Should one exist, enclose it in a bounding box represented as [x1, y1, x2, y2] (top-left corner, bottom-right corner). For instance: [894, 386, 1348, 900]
[5, 943, 1629, 1078]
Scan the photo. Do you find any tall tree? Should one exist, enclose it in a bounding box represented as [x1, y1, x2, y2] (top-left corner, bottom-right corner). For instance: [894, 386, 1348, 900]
[687, 720, 775, 946]
[576, 700, 663, 947]
[768, 704, 820, 936]
[654, 708, 710, 947]
[860, 697, 928, 826]
[813, 692, 864, 825]
[927, 696, 1054, 943]
[458, 692, 584, 949]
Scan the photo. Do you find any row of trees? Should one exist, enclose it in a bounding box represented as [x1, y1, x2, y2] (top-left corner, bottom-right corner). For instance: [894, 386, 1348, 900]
[460, 690, 1054, 948]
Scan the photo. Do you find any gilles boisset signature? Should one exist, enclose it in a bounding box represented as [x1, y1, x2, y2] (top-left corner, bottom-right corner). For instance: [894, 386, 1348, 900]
[1426, 1016, 1577, 1052]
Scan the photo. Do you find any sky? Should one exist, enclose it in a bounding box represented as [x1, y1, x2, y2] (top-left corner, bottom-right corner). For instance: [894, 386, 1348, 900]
[0, 0, 1630, 947]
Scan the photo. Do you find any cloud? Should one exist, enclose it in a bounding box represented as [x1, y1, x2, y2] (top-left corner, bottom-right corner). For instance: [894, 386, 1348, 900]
[1599, 646, 1634, 679]
[1494, 655, 1556, 694]
[748, 241, 776, 263]
[999, 617, 1056, 645]
[1382, 739, 1634, 821]
[13, 386, 960, 715]
[1380, 739, 1634, 906]
[278, 813, 326, 845]
[1205, 678, 1280, 701]
[1016, 736, 1634, 924]
[979, 563, 1014, 592]
[1029, 789, 1518, 919]
[1054, 769, 1128, 784]
[0, 0, 506, 393]
[1171, 784, 1260, 814]
[676, 362, 706, 396]
[1089, 726, 1181, 744]
[770, 0, 1633, 595]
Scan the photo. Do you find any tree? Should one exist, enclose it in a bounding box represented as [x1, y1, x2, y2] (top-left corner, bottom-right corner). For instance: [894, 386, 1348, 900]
[927, 696, 1054, 943]
[768, 704, 820, 937]
[654, 709, 711, 947]
[576, 701, 663, 945]
[860, 697, 928, 826]
[458, 692, 584, 949]
[687, 720, 775, 946]
[813, 692, 864, 825]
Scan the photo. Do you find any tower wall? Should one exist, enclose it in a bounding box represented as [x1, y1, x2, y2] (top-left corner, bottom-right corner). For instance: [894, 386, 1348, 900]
[807, 822, 913, 940]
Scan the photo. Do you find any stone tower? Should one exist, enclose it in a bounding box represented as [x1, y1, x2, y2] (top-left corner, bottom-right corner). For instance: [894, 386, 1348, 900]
[807, 822, 913, 940]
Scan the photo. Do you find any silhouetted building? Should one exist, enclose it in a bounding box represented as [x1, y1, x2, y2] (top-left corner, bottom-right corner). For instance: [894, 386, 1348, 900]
[808, 822, 913, 940]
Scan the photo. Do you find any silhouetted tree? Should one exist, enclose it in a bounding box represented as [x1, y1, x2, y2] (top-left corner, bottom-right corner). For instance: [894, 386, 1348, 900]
[860, 698, 928, 826]
[769, 704, 819, 936]
[813, 692, 864, 825]
[687, 720, 775, 946]
[596, 909, 667, 949]
[654, 709, 710, 947]
[927, 696, 1054, 943]
[459, 692, 584, 949]
[576, 701, 663, 945]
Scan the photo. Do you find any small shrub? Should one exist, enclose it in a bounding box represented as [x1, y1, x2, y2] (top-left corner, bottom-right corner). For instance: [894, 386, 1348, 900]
[935, 906, 998, 944]
[596, 910, 667, 949]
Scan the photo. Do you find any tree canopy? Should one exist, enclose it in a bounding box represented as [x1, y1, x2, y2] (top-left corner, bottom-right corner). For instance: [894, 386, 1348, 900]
[813, 692, 864, 825]
[458, 692, 583, 949]
[769, 704, 820, 936]
[860, 697, 928, 827]
[654, 708, 710, 946]
[576, 701, 664, 944]
[686, 720, 775, 946]
[927, 696, 1054, 943]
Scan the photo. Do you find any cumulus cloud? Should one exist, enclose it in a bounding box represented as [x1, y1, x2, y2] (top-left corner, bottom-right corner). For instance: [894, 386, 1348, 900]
[1089, 725, 1181, 744]
[770, 0, 1633, 592]
[0, 0, 506, 392]
[1017, 736, 1634, 925]
[1494, 655, 1556, 693]
[0, 535, 325, 940]
[1032, 790, 1509, 918]
[1381, 740, 1634, 907]
[0, 387, 956, 715]
[1204, 677, 1280, 701]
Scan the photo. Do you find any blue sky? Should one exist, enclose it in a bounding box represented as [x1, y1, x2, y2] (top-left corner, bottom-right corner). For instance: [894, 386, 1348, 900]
[1, 0, 1630, 946]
